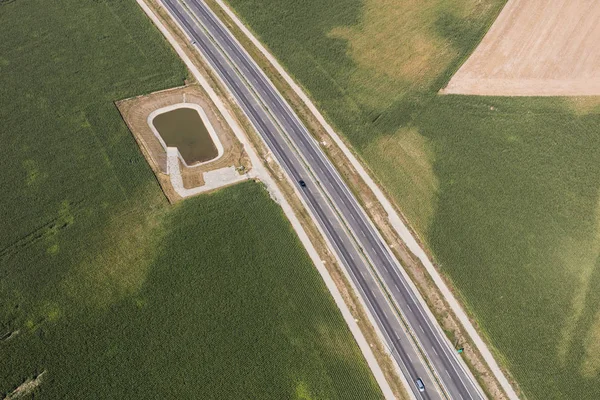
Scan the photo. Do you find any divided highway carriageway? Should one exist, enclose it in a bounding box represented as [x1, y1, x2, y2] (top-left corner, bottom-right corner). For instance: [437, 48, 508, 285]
[159, 0, 486, 398]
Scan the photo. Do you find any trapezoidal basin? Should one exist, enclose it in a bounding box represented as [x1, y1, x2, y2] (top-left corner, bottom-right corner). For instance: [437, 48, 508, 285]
[148, 103, 223, 167]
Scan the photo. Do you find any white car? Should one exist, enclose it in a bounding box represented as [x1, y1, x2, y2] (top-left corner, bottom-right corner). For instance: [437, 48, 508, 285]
[416, 378, 425, 392]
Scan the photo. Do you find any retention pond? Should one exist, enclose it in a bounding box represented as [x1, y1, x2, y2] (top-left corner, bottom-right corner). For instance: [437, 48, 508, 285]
[151, 106, 219, 165]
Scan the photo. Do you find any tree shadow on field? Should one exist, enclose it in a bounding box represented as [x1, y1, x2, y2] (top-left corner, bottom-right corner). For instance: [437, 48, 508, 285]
[419, 96, 600, 399]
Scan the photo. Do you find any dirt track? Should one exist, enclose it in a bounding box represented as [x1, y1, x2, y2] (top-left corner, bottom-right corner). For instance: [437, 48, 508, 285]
[442, 0, 600, 96]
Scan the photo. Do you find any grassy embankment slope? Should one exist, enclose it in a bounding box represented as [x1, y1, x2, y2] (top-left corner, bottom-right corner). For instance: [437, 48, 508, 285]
[0, 1, 382, 398]
[223, 0, 600, 397]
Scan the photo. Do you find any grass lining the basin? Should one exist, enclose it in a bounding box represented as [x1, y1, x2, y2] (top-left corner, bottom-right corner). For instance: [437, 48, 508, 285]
[0, 0, 382, 398]
[222, 0, 600, 397]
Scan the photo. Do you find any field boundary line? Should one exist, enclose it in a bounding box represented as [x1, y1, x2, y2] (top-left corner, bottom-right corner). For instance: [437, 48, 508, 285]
[211, 1, 519, 398]
[135, 0, 397, 398]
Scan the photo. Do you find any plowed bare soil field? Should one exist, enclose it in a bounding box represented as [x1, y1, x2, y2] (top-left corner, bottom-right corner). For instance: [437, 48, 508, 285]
[442, 0, 600, 96]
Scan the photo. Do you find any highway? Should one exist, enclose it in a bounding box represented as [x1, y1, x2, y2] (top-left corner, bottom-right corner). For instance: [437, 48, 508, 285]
[159, 0, 485, 398]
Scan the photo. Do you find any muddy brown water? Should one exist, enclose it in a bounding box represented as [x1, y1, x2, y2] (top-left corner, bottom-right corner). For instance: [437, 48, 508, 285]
[152, 107, 218, 165]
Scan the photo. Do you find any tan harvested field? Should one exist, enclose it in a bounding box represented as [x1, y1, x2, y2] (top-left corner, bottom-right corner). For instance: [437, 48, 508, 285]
[442, 0, 600, 96]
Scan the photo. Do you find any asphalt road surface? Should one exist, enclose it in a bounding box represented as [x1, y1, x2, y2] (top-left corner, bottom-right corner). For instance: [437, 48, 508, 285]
[159, 1, 486, 398]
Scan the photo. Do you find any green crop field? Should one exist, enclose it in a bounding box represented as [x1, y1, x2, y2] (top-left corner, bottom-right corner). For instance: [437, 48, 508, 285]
[222, 0, 600, 398]
[0, 0, 382, 398]
[2, 182, 383, 399]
